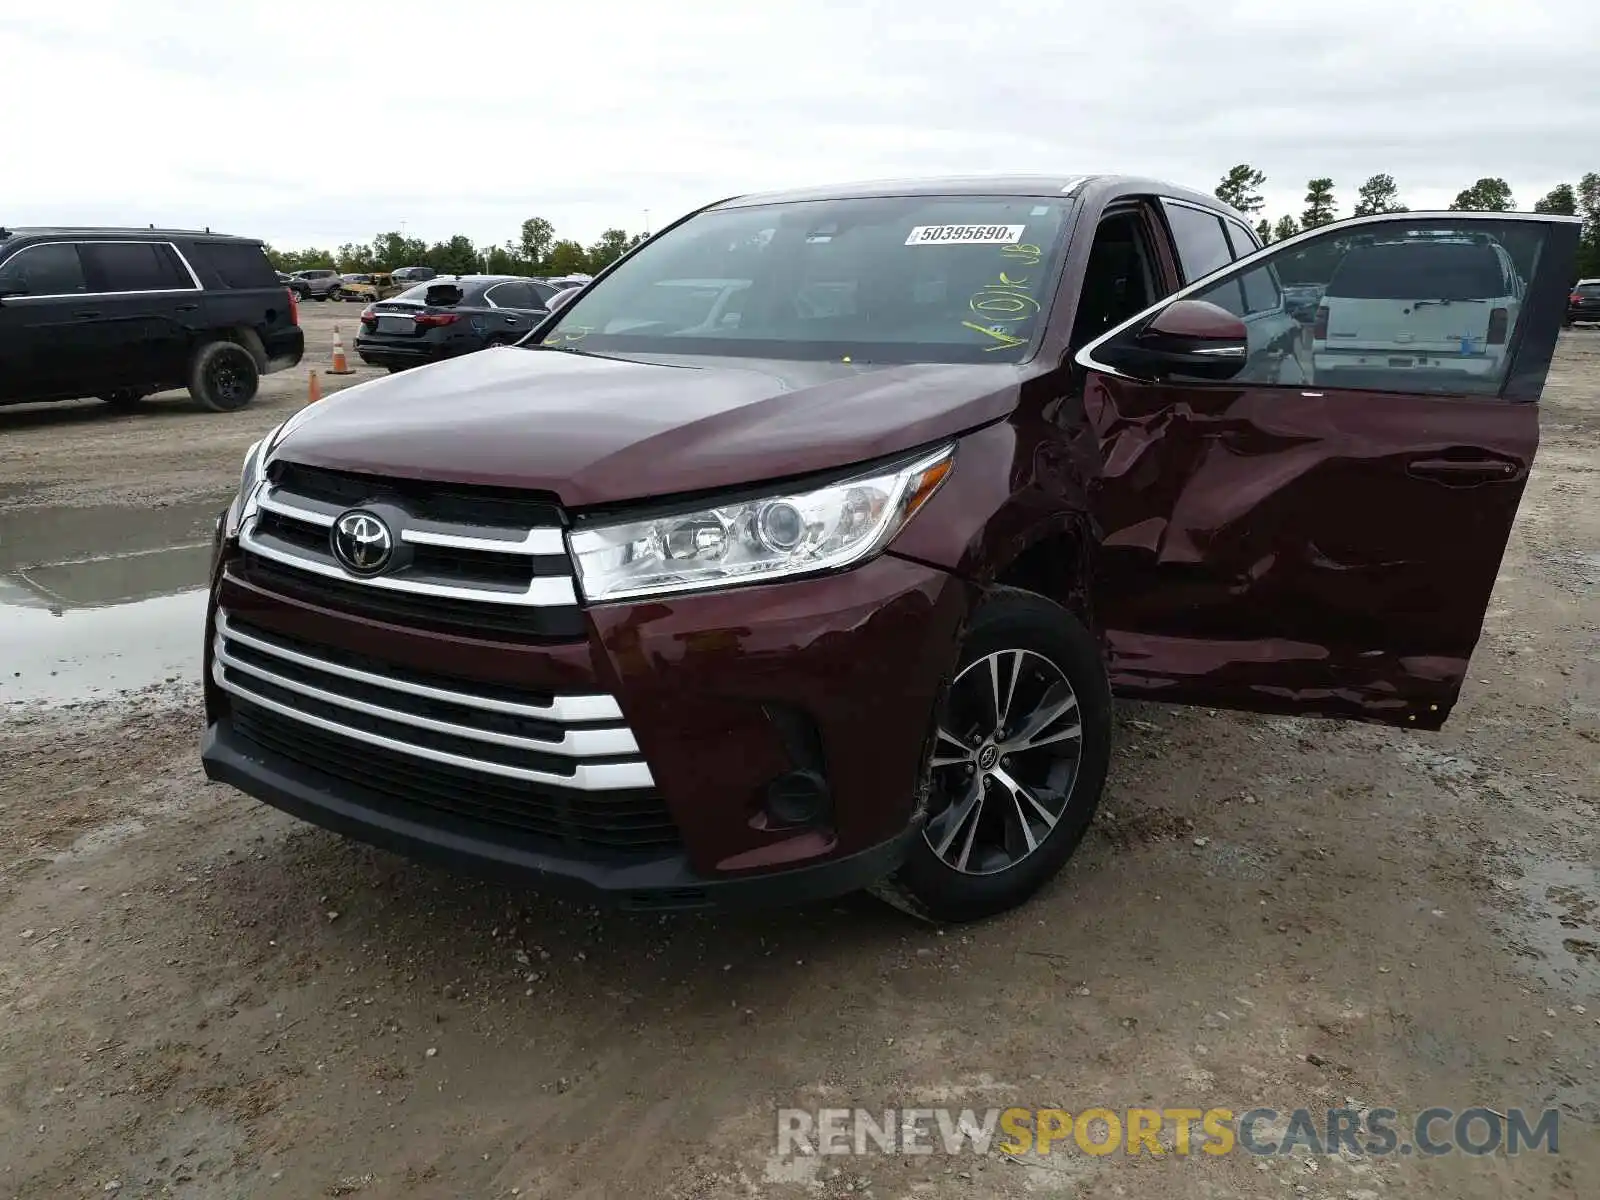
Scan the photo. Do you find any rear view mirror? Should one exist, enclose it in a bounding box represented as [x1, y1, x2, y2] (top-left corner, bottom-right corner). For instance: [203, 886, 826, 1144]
[1099, 299, 1248, 382]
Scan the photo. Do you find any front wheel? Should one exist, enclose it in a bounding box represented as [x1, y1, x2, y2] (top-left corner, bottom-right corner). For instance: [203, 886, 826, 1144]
[885, 590, 1112, 923]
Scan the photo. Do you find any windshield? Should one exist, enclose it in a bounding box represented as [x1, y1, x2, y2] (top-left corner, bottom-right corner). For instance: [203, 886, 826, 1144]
[1576, 284, 1600, 297]
[541, 196, 1074, 363]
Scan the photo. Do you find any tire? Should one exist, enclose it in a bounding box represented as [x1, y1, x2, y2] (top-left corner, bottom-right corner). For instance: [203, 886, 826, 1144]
[188, 341, 260, 412]
[98, 388, 149, 411]
[885, 589, 1112, 924]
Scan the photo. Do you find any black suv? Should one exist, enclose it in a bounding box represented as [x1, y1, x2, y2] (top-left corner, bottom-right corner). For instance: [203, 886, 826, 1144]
[0, 227, 304, 412]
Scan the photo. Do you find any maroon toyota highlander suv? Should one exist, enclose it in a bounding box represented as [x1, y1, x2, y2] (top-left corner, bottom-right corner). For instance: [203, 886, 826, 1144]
[202, 176, 1579, 922]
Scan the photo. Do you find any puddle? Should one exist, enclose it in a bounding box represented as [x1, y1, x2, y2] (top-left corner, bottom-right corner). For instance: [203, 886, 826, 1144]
[0, 587, 207, 707]
[1494, 858, 1600, 997]
[0, 496, 224, 583]
[0, 496, 225, 706]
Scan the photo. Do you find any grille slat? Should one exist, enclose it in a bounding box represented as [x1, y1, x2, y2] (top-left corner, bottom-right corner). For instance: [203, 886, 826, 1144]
[238, 462, 581, 622]
[213, 611, 651, 790]
[232, 706, 680, 852]
[217, 608, 680, 854]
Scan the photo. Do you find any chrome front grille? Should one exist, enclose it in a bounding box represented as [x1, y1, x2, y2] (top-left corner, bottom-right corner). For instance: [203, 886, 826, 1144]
[239, 465, 578, 609]
[215, 612, 681, 851]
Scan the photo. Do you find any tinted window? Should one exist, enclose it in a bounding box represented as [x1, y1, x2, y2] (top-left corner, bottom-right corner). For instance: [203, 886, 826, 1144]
[395, 282, 467, 307]
[192, 241, 280, 288]
[1240, 263, 1280, 314]
[0, 243, 87, 295]
[529, 281, 558, 304]
[1183, 218, 1545, 397]
[1576, 284, 1600, 297]
[1328, 242, 1507, 301]
[1223, 221, 1259, 260]
[1163, 202, 1234, 282]
[81, 242, 193, 292]
[486, 281, 536, 309]
[544, 196, 1073, 363]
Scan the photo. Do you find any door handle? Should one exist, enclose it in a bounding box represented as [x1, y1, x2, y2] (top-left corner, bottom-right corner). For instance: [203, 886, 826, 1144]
[73, 309, 102, 319]
[1406, 457, 1519, 485]
[176, 303, 200, 312]
[504, 317, 520, 324]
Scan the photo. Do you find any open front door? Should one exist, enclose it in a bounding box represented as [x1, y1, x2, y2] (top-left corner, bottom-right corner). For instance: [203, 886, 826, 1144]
[1075, 211, 1580, 729]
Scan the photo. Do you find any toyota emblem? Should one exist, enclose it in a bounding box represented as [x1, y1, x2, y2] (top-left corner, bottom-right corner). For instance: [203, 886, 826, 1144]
[331, 510, 393, 575]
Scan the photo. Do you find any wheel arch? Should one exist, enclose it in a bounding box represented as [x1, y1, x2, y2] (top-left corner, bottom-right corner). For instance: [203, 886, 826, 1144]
[892, 422, 1100, 631]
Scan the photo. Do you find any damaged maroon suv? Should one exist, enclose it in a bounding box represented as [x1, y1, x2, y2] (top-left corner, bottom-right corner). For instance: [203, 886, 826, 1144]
[202, 176, 1579, 922]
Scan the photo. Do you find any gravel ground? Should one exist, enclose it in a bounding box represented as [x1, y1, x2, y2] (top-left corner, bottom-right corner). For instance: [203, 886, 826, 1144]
[0, 326, 1596, 1199]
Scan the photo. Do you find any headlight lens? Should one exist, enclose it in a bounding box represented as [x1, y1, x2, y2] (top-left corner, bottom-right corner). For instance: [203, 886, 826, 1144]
[569, 444, 954, 602]
[222, 426, 279, 539]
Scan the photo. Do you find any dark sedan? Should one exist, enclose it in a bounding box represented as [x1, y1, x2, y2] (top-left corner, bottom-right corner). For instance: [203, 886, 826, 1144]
[1567, 281, 1600, 326]
[354, 276, 561, 372]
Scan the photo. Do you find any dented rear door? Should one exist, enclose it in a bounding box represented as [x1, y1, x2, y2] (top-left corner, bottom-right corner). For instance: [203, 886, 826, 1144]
[1076, 212, 1579, 729]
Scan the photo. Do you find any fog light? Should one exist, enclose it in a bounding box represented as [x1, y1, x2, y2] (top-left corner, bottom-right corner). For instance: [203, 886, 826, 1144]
[766, 769, 831, 826]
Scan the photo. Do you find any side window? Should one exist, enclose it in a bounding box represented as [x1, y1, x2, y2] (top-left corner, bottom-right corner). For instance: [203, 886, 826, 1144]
[1161, 201, 1233, 282]
[1183, 217, 1548, 396]
[1071, 211, 1158, 349]
[0, 243, 88, 295]
[191, 241, 280, 288]
[1239, 262, 1281, 314]
[80, 242, 193, 292]
[1223, 220, 1259, 260]
[487, 281, 533, 309]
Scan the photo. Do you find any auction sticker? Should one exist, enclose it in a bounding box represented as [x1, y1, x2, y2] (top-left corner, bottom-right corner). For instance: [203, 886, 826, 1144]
[905, 224, 1025, 246]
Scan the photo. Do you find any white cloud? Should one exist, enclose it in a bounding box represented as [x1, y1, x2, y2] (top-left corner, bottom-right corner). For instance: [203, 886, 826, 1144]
[4, 0, 1595, 250]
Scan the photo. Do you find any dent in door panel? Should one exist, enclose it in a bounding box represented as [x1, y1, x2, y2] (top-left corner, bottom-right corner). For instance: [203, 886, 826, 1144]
[1084, 374, 1538, 728]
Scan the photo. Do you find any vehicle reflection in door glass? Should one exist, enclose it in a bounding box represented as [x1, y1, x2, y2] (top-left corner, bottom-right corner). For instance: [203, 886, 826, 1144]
[1185, 220, 1543, 396]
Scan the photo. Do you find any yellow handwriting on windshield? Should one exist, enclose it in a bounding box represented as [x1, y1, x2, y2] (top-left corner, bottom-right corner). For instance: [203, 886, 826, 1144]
[964, 252, 1044, 351]
[960, 321, 1029, 351]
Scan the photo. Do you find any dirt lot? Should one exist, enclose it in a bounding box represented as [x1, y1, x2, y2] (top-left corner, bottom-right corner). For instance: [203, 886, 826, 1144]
[1, 325, 1596, 1199]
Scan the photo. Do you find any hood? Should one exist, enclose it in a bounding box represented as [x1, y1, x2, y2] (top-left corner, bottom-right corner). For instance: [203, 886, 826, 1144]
[273, 346, 1023, 508]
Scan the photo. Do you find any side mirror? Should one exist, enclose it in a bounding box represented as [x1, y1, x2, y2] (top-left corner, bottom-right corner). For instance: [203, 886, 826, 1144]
[546, 288, 579, 315]
[1100, 299, 1248, 382]
[0, 279, 28, 300]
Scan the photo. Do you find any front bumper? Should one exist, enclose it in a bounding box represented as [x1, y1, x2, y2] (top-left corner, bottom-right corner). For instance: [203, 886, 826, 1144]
[201, 551, 971, 907]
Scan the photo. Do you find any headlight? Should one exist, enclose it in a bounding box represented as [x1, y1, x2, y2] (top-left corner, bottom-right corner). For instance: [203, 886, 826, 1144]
[569, 444, 954, 602]
[222, 426, 279, 539]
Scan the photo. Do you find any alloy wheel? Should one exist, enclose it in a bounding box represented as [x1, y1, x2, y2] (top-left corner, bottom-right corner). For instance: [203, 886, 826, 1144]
[922, 649, 1084, 875]
[209, 357, 247, 405]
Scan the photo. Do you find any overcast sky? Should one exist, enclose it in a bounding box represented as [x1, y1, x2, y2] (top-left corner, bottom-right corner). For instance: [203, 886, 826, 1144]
[5, 0, 1595, 251]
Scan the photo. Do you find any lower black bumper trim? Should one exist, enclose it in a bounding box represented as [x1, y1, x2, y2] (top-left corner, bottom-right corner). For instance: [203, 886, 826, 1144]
[201, 720, 918, 911]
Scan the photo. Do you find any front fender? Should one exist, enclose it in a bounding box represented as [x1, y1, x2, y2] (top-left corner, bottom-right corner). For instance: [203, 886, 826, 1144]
[889, 414, 1096, 595]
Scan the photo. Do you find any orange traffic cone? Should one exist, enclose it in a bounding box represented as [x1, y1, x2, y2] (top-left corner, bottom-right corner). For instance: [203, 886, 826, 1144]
[329, 326, 354, 375]
[307, 369, 322, 405]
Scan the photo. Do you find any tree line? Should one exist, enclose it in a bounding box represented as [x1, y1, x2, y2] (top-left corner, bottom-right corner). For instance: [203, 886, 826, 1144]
[1215, 165, 1600, 276]
[268, 169, 1600, 281]
[265, 217, 648, 278]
